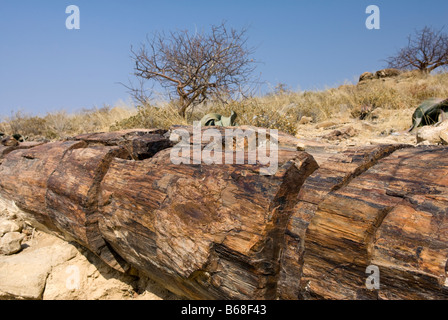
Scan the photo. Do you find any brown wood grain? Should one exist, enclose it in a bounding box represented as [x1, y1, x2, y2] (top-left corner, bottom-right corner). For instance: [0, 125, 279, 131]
[0, 128, 447, 300]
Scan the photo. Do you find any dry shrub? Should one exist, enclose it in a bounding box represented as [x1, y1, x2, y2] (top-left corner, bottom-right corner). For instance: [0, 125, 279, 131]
[0, 111, 48, 139]
[0, 106, 135, 141]
[111, 104, 187, 131]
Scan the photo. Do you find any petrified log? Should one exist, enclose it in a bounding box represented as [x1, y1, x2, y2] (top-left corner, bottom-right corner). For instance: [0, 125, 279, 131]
[279, 145, 448, 300]
[0, 141, 87, 232]
[0, 142, 45, 164]
[0, 128, 318, 299]
[97, 147, 316, 299]
[0, 127, 447, 300]
[46, 145, 131, 271]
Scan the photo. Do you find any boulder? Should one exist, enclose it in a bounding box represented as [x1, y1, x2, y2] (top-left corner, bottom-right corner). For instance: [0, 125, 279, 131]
[0, 230, 171, 300]
[359, 71, 375, 82]
[42, 246, 139, 300]
[0, 232, 25, 255]
[0, 219, 22, 236]
[358, 69, 402, 83]
[416, 120, 448, 144]
[0, 236, 78, 299]
[375, 68, 402, 79]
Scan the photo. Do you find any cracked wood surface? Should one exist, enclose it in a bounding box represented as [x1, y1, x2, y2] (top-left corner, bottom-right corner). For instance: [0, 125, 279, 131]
[0, 128, 447, 300]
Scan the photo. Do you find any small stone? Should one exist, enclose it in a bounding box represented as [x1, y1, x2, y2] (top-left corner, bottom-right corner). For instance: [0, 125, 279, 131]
[0, 232, 25, 255]
[417, 140, 432, 146]
[316, 121, 338, 129]
[0, 220, 22, 237]
[369, 107, 383, 120]
[298, 116, 313, 125]
[296, 142, 306, 151]
[343, 126, 358, 137]
[440, 130, 448, 145]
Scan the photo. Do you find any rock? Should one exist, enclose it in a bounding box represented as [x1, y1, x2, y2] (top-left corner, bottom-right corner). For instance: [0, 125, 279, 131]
[359, 71, 375, 82]
[375, 68, 402, 79]
[416, 120, 448, 144]
[1, 136, 19, 147]
[0, 230, 170, 300]
[0, 232, 25, 255]
[417, 140, 432, 146]
[0, 236, 78, 299]
[358, 69, 402, 84]
[369, 107, 384, 120]
[440, 130, 448, 144]
[296, 142, 306, 151]
[344, 126, 358, 137]
[315, 120, 339, 129]
[298, 116, 313, 125]
[42, 247, 138, 300]
[0, 219, 22, 236]
[322, 126, 358, 140]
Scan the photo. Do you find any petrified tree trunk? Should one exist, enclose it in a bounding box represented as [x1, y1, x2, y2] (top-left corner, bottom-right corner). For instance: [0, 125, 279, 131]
[277, 144, 409, 299]
[278, 145, 448, 300]
[46, 145, 131, 272]
[0, 141, 87, 232]
[97, 147, 316, 299]
[0, 127, 447, 300]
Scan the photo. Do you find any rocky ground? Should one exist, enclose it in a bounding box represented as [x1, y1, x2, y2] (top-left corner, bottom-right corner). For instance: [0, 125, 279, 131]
[296, 109, 415, 147]
[0, 206, 179, 300]
[295, 104, 448, 150]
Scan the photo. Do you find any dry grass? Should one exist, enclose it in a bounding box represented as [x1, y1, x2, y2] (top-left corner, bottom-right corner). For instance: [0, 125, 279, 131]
[0, 106, 136, 140]
[1, 71, 447, 140]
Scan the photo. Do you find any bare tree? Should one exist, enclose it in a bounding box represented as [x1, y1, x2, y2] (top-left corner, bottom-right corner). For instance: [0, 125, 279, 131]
[128, 23, 258, 118]
[386, 26, 448, 73]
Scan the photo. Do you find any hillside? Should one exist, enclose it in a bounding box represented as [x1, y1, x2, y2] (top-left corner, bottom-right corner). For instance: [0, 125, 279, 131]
[1, 70, 447, 147]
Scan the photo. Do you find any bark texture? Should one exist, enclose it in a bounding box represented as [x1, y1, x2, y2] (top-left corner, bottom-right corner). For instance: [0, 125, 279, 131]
[0, 127, 447, 300]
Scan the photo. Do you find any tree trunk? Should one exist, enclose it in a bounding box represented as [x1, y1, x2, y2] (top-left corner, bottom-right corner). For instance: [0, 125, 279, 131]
[279, 145, 448, 300]
[0, 128, 447, 300]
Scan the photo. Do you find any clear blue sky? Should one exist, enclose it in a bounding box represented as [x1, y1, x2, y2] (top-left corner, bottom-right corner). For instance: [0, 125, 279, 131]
[0, 0, 447, 117]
